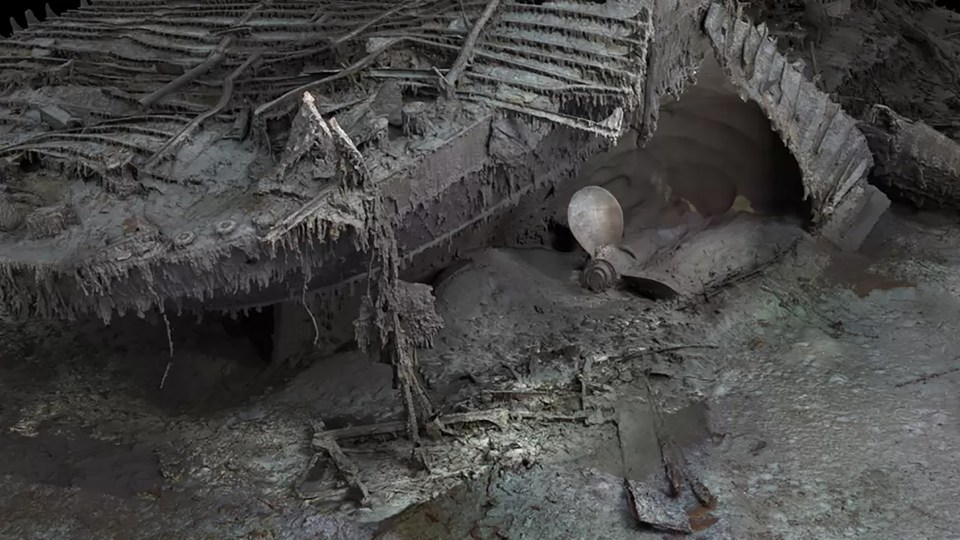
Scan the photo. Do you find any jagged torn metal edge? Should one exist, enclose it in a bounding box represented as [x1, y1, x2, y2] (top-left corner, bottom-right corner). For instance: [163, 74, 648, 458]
[703, 2, 874, 228]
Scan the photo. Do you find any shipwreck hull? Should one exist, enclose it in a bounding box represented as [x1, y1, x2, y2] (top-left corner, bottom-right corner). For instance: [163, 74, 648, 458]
[0, 0, 886, 325]
[0, 0, 649, 321]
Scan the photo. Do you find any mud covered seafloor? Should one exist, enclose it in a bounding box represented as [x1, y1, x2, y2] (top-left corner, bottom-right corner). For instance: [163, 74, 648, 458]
[0, 207, 958, 538]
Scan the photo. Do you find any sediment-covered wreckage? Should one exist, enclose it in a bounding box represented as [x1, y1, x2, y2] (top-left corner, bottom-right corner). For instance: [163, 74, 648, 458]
[0, 0, 895, 436]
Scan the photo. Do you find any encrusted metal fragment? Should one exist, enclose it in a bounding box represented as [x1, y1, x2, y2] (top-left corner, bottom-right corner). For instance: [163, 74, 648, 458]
[860, 104, 960, 209]
[356, 281, 443, 353]
[401, 102, 433, 137]
[252, 213, 276, 232]
[173, 231, 196, 248]
[39, 105, 81, 130]
[624, 479, 693, 534]
[581, 259, 618, 292]
[25, 204, 76, 239]
[215, 220, 237, 237]
[334, 102, 388, 149]
[328, 118, 371, 192]
[0, 197, 24, 232]
[259, 92, 336, 194]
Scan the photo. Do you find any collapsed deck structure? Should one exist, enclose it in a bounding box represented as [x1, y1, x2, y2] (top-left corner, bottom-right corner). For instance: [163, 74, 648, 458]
[0, 0, 887, 332]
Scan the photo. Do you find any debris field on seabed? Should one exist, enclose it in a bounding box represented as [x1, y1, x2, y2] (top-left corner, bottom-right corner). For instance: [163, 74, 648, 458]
[2, 0, 960, 538]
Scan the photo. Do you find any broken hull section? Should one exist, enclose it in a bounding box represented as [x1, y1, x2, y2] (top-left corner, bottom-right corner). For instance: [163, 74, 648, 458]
[0, 0, 889, 328]
[0, 0, 650, 322]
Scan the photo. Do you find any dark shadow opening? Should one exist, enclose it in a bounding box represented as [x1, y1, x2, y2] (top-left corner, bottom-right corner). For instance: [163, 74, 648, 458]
[547, 219, 578, 252]
[567, 54, 812, 240]
[220, 307, 275, 364]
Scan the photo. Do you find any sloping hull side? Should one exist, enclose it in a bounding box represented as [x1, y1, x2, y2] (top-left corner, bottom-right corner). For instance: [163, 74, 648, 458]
[702, 3, 888, 250]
